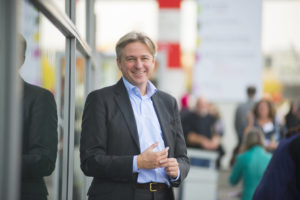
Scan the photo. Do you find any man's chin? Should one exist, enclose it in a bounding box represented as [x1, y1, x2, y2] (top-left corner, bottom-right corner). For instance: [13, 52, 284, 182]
[131, 78, 147, 84]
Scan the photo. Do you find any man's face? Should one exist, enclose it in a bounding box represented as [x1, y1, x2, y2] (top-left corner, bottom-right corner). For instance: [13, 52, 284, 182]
[117, 41, 155, 90]
[196, 98, 208, 116]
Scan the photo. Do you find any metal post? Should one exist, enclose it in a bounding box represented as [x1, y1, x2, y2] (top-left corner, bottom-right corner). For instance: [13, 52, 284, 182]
[62, 1, 76, 199]
[53, 53, 63, 200]
[62, 37, 76, 200]
[0, 0, 22, 199]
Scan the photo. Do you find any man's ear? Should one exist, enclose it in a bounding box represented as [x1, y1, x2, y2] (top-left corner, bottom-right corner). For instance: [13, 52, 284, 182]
[152, 57, 156, 65]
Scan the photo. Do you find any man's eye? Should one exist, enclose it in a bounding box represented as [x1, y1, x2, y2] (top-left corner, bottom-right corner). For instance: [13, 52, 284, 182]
[142, 57, 152, 62]
[126, 57, 135, 62]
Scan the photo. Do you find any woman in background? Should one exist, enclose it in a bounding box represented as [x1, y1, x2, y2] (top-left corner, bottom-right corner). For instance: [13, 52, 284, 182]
[244, 99, 280, 152]
[229, 128, 272, 200]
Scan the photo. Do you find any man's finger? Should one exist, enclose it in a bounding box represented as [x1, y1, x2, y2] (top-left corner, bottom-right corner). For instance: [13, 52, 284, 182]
[146, 142, 159, 151]
[157, 147, 169, 154]
[159, 158, 169, 166]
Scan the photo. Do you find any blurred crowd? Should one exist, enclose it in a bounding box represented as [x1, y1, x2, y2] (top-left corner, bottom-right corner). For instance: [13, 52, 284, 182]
[179, 86, 300, 200]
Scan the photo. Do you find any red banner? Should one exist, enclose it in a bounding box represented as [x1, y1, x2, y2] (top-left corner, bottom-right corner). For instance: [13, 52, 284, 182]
[158, 42, 181, 68]
[157, 0, 181, 8]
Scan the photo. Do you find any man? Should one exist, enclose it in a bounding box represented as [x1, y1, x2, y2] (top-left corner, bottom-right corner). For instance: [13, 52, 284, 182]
[230, 86, 256, 166]
[182, 97, 224, 168]
[234, 86, 257, 143]
[80, 32, 189, 200]
[19, 35, 58, 200]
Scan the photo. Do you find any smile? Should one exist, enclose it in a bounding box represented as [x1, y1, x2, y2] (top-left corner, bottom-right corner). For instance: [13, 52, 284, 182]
[133, 71, 145, 75]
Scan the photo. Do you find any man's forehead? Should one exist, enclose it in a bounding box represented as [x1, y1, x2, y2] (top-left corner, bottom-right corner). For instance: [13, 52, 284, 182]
[124, 54, 152, 57]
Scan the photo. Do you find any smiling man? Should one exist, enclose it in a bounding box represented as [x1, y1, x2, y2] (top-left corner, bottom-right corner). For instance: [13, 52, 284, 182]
[80, 31, 189, 200]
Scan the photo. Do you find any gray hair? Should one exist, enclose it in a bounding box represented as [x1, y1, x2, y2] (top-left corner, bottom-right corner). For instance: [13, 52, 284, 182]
[115, 31, 156, 60]
[241, 128, 265, 152]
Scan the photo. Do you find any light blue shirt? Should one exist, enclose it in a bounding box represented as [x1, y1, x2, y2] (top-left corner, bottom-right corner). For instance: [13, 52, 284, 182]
[122, 78, 176, 185]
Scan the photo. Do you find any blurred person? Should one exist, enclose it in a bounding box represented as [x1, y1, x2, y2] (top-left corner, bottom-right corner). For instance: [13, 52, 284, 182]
[244, 99, 280, 152]
[253, 125, 300, 200]
[229, 128, 271, 200]
[80, 31, 189, 200]
[208, 102, 224, 136]
[18, 35, 58, 200]
[182, 97, 224, 168]
[234, 86, 257, 144]
[180, 93, 192, 120]
[230, 86, 256, 167]
[285, 101, 300, 130]
[180, 93, 193, 141]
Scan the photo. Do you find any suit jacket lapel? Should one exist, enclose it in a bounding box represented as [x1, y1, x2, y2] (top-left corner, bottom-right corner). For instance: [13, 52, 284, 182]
[151, 93, 171, 148]
[114, 79, 140, 151]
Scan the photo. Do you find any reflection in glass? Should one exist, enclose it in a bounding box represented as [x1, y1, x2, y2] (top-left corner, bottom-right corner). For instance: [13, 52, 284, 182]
[19, 35, 58, 200]
[20, 2, 65, 199]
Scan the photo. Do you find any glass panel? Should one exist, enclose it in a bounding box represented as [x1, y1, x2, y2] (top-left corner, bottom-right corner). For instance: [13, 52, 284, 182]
[53, 0, 66, 15]
[20, 1, 65, 200]
[73, 51, 85, 200]
[76, 0, 86, 40]
[98, 53, 120, 88]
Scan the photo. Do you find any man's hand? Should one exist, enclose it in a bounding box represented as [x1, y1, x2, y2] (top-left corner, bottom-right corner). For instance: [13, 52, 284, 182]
[137, 143, 169, 169]
[160, 158, 179, 179]
[203, 135, 221, 150]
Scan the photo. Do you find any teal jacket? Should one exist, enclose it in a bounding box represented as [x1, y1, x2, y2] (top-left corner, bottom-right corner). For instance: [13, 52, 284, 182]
[229, 146, 271, 200]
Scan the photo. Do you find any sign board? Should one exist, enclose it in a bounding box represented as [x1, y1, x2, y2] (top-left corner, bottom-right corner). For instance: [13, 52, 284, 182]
[193, 0, 262, 101]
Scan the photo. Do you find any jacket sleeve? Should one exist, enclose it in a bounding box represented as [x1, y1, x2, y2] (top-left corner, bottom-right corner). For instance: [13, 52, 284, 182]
[229, 154, 243, 185]
[289, 136, 300, 191]
[80, 91, 135, 182]
[22, 89, 58, 178]
[170, 98, 190, 187]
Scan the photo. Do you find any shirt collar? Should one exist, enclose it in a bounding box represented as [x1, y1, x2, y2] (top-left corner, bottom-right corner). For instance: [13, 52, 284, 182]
[122, 77, 157, 98]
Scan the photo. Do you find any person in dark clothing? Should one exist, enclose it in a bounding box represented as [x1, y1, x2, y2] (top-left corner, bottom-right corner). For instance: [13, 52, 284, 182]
[234, 86, 257, 144]
[253, 125, 300, 200]
[230, 86, 256, 167]
[80, 32, 189, 200]
[182, 97, 224, 168]
[19, 34, 58, 200]
[285, 101, 300, 130]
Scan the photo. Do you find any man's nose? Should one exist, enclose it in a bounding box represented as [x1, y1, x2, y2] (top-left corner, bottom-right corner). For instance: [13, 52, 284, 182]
[135, 59, 143, 68]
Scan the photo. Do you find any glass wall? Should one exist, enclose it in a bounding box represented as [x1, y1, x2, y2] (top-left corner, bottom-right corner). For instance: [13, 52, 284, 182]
[0, 0, 96, 199]
[20, 2, 65, 200]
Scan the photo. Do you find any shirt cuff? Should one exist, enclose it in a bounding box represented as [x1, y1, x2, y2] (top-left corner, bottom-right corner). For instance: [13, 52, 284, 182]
[170, 168, 180, 182]
[133, 155, 139, 173]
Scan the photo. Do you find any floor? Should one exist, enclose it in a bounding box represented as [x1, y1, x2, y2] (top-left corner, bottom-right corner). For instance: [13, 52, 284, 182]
[174, 169, 242, 200]
[217, 169, 242, 200]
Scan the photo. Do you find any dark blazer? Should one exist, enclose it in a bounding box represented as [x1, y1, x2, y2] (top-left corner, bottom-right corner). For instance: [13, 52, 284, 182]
[253, 133, 300, 200]
[21, 81, 58, 199]
[80, 79, 190, 200]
